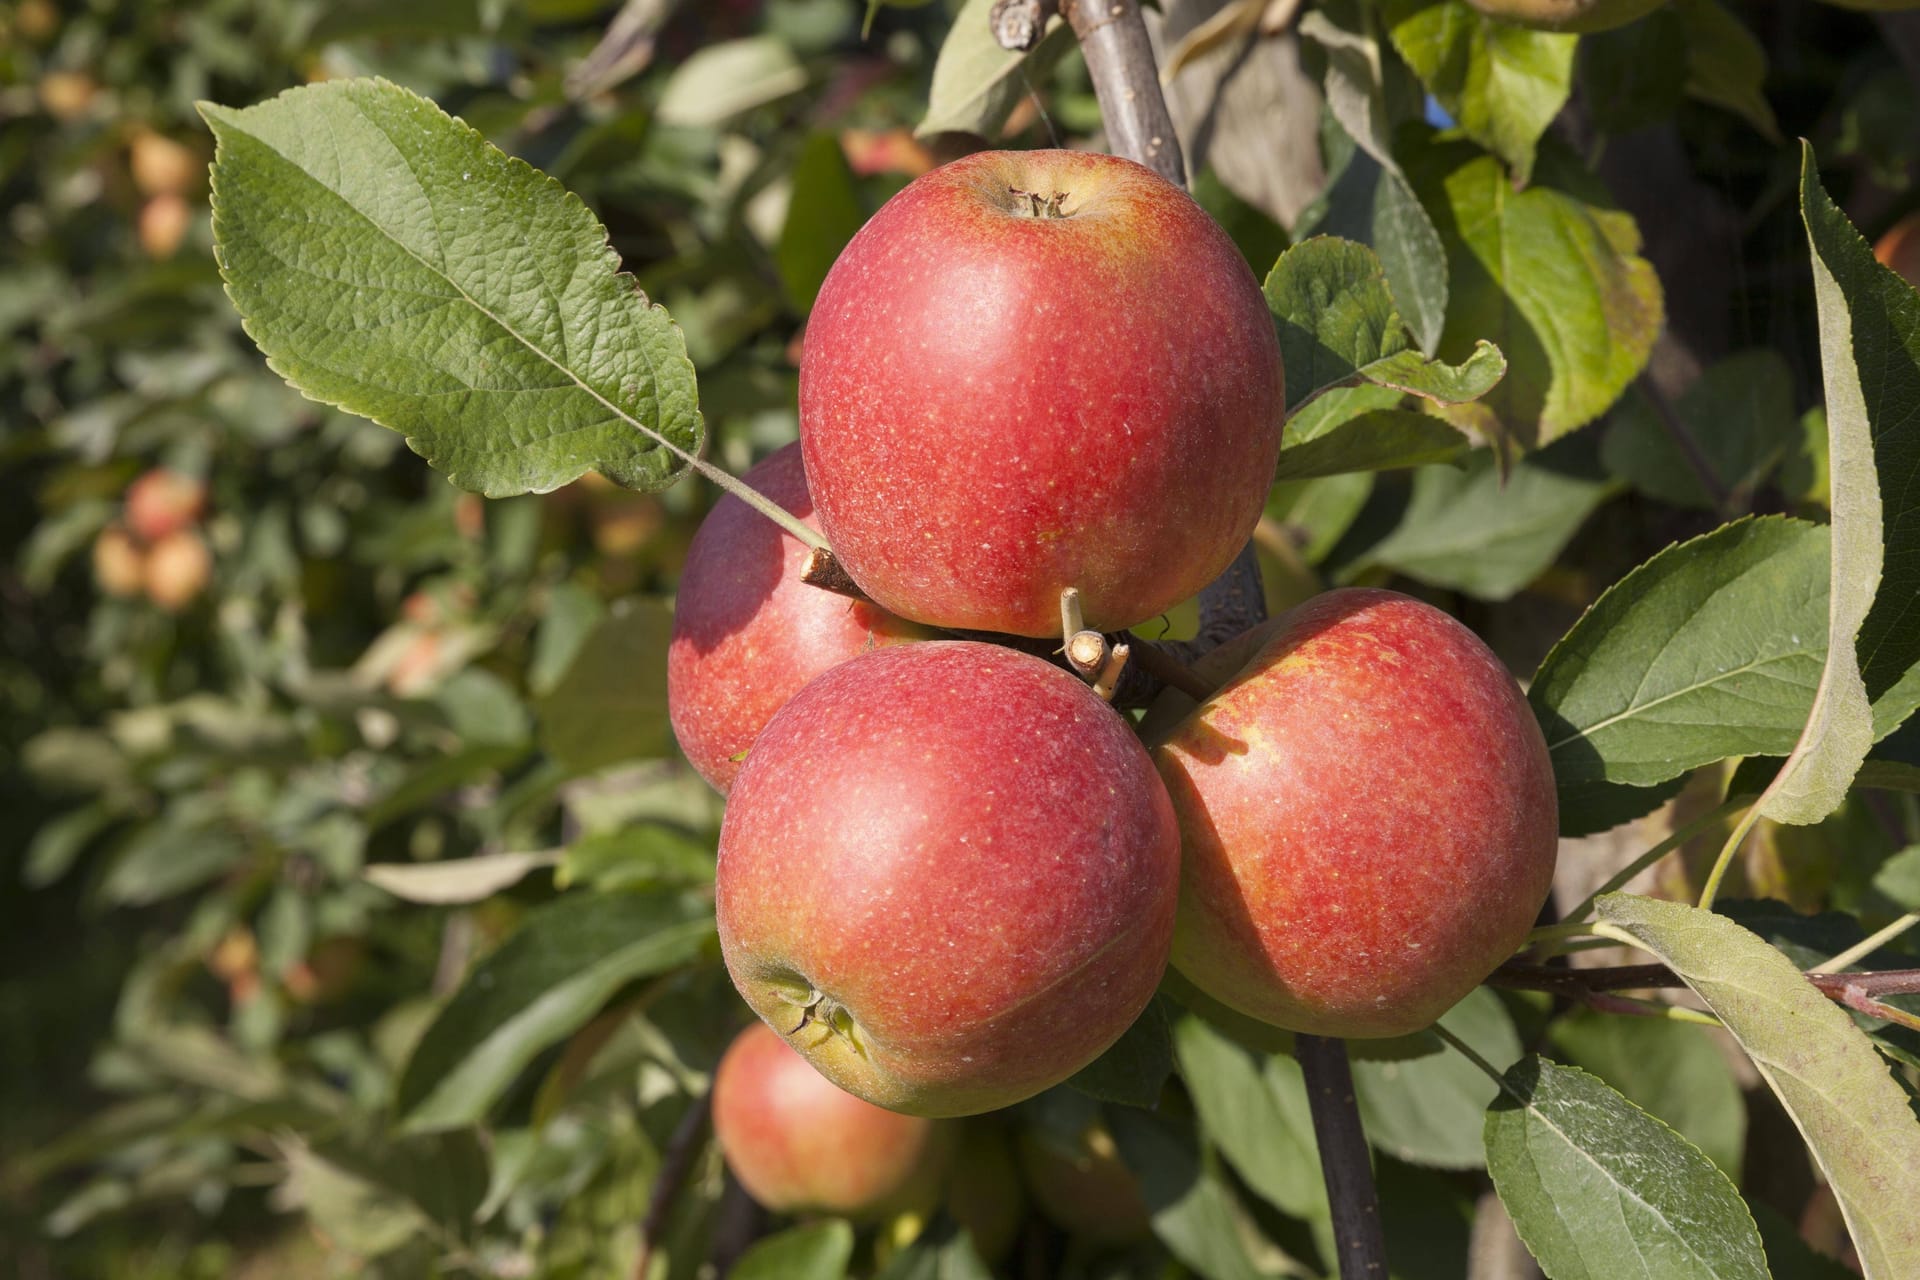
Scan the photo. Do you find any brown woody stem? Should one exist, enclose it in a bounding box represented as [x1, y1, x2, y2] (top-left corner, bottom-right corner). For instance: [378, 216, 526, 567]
[1295, 1035, 1389, 1279]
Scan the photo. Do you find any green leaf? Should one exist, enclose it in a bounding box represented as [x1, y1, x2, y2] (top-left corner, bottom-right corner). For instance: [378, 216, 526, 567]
[1353, 448, 1614, 600]
[535, 597, 674, 773]
[776, 132, 865, 314]
[1068, 996, 1173, 1108]
[396, 889, 715, 1132]
[1676, 0, 1780, 140]
[1747, 148, 1893, 826]
[554, 824, 715, 891]
[1105, 1108, 1281, 1280]
[362, 850, 558, 904]
[1594, 893, 1920, 1278]
[1548, 1009, 1747, 1175]
[1354, 987, 1522, 1169]
[1802, 146, 1920, 752]
[1873, 845, 1920, 911]
[1298, 1, 1449, 352]
[732, 1221, 855, 1280]
[103, 822, 247, 907]
[1172, 1014, 1325, 1218]
[1382, 0, 1576, 185]
[873, 1217, 994, 1280]
[1268, 472, 1376, 564]
[1485, 1057, 1769, 1280]
[1529, 516, 1830, 793]
[202, 78, 703, 498]
[655, 36, 807, 127]
[917, 0, 1072, 139]
[1409, 137, 1663, 449]
[1600, 350, 1800, 511]
[1557, 773, 1691, 841]
[1268, 236, 1504, 414]
[1275, 408, 1469, 479]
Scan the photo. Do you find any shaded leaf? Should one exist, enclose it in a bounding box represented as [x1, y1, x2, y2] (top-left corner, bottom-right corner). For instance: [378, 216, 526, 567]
[1529, 516, 1829, 793]
[873, 1217, 993, 1280]
[1275, 407, 1468, 479]
[1677, 0, 1780, 140]
[363, 850, 558, 904]
[1594, 893, 1920, 1278]
[917, 0, 1072, 140]
[1485, 1057, 1768, 1280]
[776, 132, 865, 314]
[1548, 1008, 1746, 1175]
[1105, 1107, 1281, 1280]
[397, 889, 715, 1131]
[535, 597, 675, 773]
[1069, 996, 1173, 1108]
[1354, 987, 1522, 1169]
[1172, 1014, 1324, 1218]
[1599, 350, 1800, 512]
[733, 1220, 855, 1280]
[555, 824, 715, 891]
[203, 78, 702, 498]
[1873, 845, 1920, 911]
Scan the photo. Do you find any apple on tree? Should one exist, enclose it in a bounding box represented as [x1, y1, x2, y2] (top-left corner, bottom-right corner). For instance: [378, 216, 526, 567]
[142, 529, 212, 612]
[1153, 588, 1558, 1038]
[712, 1021, 951, 1218]
[668, 443, 928, 794]
[124, 468, 207, 543]
[716, 640, 1180, 1117]
[798, 149, 1284, 638]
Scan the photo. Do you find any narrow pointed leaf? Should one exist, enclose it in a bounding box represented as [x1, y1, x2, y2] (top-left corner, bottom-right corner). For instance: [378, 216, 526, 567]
[203, 78, 702, 497]
[1485, 1057, 1768, 1280]
[1594, 893, 1920, 1278]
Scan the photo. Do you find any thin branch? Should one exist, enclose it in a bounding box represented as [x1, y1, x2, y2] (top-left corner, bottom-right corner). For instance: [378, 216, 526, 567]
[990, 0, 1058, 50]
[1295, 1035, 1388, 1279]
[633, 1089, 713, 1280]
[1490, 960, 1920, 1029]
[1637, 373, 1729, 513]
[1059, 0, 1186, 184]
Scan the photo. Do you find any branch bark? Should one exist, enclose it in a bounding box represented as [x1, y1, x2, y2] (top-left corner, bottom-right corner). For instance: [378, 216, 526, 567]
[1060, 0, 1186, 184]
[1489, 962, 1920, 1032]
[633, 1090, 712, 1280]
[1295, 1034, 1389, 1279]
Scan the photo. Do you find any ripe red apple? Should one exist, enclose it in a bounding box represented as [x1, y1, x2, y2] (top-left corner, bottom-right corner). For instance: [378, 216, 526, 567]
[712, 1021, 951, 1218]
[92, 525, 147, 597]
[798, 149, 1284, 637]
[124, 468, 207, 543]
[143, 529, 212, 612]
[717, 641, 1180, 1116]
[669, 443, 928, 793]
[1153, 589, 1557, 1038]
[1877, 211, 1920, 289]
[1016, 1121, 1151, 1245]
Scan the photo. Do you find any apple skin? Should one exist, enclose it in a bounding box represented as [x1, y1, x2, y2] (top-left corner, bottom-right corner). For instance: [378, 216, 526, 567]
[93, 525, 147, 597]
[1877, 211, 1920, 289]
[717, 640, 1180, 1117]
[1017, 1122, 1151, 1246]
[124, 468, 207, 543]
[668, 443, 929, 794]
[799, 149, 1284, 637]
[1154, 588, 1557, 1038]
[712, 1021, 951, 1218]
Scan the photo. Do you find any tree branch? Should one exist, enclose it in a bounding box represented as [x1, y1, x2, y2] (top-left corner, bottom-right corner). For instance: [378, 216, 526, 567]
[633, 1090, 712, 1280]
[1295, 1034, 1388, 1279]
[1488, 961, 1920, 1030]
[1058, 0, 1186, 184]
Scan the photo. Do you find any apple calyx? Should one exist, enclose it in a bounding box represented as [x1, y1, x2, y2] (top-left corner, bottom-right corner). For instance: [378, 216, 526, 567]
[1007, 186, 1071, 218]
[789, 987, 868, 1058]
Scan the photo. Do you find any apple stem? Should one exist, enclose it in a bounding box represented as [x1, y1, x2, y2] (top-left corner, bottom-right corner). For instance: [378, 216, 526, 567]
[1060, 585, 1086, 640]
[1091, 642, 1130, 700]
[798, 545, 872, 602]
[689, 453, 831, 553]
[1295, 1035, 1389, 1279]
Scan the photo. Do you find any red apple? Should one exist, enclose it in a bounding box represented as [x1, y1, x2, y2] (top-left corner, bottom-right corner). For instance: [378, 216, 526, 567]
[124, 468, 207, 543]
[92, 525, 147, 597]
[1153, 589, 1557, 1038]
[669, 443, 928, 793]
[717, 641, 1180, 1116]
[1876, 211, 1920, 290]
[712, 1021, 950, 1218]
[798, 149, 1284, 637]
[143, 529, 212, 612]
[138, 194, 192, 261]
[1017, 1121, 1151, 1245]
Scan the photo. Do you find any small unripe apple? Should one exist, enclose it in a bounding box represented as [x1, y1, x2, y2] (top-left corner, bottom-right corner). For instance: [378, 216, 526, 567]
[143, 529, 212, 612]
[1154, 589, 1557, 1038]
[712, 1021, 950, 1217]
[1016, 1121, 1151, 1245]
[718, 641, 1180, 1116]
[800, 149, 1284, 637]
[138, 194, 192, 260]
[92, 525, 146, 597]
[1876, 211, 1920, 289]
[124, 468, 207, 543]
[129, 130, 203, 198]
[668, 443, 927, 793]
[1464, 0, 1664, 30]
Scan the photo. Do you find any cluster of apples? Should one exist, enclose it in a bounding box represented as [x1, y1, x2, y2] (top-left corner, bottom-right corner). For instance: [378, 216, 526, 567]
[667, 151, 1558, 1130]
[92, 468, 212, 611]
